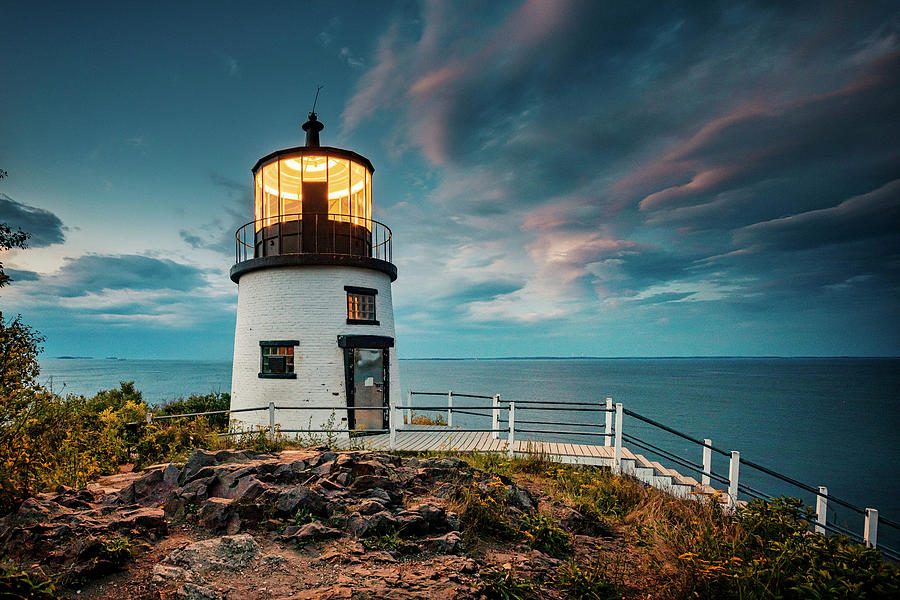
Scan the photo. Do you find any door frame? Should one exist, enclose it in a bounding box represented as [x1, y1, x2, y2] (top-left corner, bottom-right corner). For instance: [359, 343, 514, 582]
[338, 335, 393, 432]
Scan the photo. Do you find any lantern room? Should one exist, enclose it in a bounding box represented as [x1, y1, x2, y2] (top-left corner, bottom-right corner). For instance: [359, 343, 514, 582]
[242, 111, 379, 260]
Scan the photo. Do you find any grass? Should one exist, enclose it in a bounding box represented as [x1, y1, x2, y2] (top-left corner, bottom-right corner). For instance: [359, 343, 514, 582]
[408, 412, 447, 426]
[481, 567, 537, 600]
[555, 559, 621, 600]
[428, 449, 900, 599]
[519, 512, 572, 558]
[362, 529, 403, 552]
[0, 564, 56, 600]
[98, 536, 133, 566]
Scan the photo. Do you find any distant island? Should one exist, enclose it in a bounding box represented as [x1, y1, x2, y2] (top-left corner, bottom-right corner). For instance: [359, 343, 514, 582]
[56, 355, 94, 359]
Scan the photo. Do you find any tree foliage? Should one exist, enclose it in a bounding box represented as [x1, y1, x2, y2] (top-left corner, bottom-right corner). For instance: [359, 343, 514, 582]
[1, 168, 30, 288]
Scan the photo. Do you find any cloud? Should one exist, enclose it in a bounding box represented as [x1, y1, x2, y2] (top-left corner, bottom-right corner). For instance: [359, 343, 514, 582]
[339, 47, 365, 69]
[734, 179, 900, 251]
[179, 173, 250, 254]
[0, 193, 67, 247]
[45, 254, 208, 298]
[3, 268, 39, 283]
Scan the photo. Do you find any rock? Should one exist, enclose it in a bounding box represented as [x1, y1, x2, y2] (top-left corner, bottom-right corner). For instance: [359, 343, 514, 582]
[12, 497, 56, 525]
[284, 522, 341, 545]
[152, 563, 191, 583]
[357, 499, 385, 515]
[176, 583, 223, 600]
[275, 487, 326, 516]
[367, 487, 397, 505]
[422, 531, 464, 554]
[198, 498, 237, 533]
[181, 450, 219, 484]
[109, 506, 168, 538]
[508, 486, 534, 511]
[167, 534, 260, 572]
[419, 457, 468, 470]
[348, 475, 395, 493]
[347, 510, 399, 538]
[395, 511, 427, 535]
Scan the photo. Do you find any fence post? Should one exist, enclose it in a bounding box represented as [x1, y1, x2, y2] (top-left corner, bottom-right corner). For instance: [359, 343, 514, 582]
[447, 390, 453, 427]
[145, 411, 153, 424]
[728, 451, 740, 510]
[864, 508, 879, 548]
[507, 401, 516, 459]
[268, 401, 275, 437]
[604, 397, 613, 447]
[389, 401, 397, 451]
[702, 439, 712, 487]
[492, 394, 500, 440]
[613, 403, 623, 474]
[405, 390, 412, 425]
[815, 486, 828, 534]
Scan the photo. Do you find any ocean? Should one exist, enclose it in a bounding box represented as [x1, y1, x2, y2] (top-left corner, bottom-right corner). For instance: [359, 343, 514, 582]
[38, 356, 900, 547]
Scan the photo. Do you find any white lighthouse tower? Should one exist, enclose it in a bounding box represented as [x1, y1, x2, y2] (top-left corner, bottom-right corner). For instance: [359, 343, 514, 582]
[228, 111, 398, 436]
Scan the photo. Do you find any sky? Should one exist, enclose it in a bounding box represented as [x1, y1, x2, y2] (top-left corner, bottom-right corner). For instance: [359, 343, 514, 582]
[1, 0, 898, 359]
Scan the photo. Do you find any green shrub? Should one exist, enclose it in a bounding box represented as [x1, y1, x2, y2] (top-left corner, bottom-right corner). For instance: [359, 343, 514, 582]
[362, 529, 403, 552]
[99, 536, 133, 566]
[457, 478, 518, 540]
[409, 412, 446, 426]
[519, 512, 572, 558]
[157, 392, 230, 429]
[292, 507, 314, 526]
[134, 418, 218, 467]
[677, 496, 900, 600]
[555, 559, 620, 600]
[547, 466, 644, 519]
[482, 567, 537, 600]
[0, 563, 56, 599]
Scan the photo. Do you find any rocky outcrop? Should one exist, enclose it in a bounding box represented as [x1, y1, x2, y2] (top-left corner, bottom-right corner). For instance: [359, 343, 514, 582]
[0, 448, 554, 599]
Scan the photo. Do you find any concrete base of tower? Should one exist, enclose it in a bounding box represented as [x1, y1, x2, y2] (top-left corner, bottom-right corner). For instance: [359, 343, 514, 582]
[229, 264, 400, 436]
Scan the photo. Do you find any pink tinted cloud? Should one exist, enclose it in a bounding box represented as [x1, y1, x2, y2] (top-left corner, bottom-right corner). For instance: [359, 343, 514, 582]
[341, 23, 403, 132]
[639, 166, 739, 211]
[614, 50, 895, 216]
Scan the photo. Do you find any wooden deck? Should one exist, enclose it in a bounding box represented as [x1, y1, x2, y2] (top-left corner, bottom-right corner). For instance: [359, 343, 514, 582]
[344, 426, 615, 467]
[338, 427, 723, 503]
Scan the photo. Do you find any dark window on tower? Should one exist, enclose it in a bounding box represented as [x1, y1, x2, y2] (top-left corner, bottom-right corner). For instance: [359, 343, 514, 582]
[345, 286, 378, 325]
[258, 340, 299, 378]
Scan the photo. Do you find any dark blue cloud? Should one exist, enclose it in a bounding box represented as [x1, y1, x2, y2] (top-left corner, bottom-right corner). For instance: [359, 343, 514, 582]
[0, 193, 66, 247]
[50, 255, 208, 297]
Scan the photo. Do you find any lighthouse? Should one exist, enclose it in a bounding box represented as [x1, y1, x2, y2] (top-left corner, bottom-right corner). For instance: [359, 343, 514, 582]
[228, 112, 398, 437]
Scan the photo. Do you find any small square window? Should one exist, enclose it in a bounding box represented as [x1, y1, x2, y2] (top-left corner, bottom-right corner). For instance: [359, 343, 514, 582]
[259, 341, 298, 378]
[346, 287, 378, 324]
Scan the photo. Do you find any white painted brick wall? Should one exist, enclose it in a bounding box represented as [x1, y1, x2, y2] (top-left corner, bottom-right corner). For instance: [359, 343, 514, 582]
[229, 265, 399, 434]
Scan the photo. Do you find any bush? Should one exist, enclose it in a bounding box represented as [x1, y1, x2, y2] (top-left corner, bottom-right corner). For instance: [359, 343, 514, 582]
[157, 392, 230, 429]
[0, 563, 56, 600]
[409, 412, 446, 426]
[98, 536, 133, 566]
[676, 496, 900, 599]
[519, 512, 572, 558]
[482, 567, 537, 600]
[555, 559, 620, 600]
[134, 418, 219, 468]
[547, 466, 645, 519]
[457, 478, 518, 541]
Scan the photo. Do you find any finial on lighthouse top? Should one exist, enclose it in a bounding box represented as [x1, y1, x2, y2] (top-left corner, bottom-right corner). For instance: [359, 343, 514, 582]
[302, 85, 325, 148]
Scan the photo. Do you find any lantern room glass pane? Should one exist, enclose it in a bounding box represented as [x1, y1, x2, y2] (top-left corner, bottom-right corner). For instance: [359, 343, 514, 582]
[254, 171, 263, 231]
[263, 162, 279, 226]
[328, 159, 350, 221]
[279, 158, 301, 221]
[366, 169, 372, 225]
[302, 155, 328, 182]
[350, 161, 367, 227]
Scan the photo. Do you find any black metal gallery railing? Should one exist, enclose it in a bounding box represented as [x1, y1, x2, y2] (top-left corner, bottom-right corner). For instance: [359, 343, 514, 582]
[234, 213, 392, 264]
